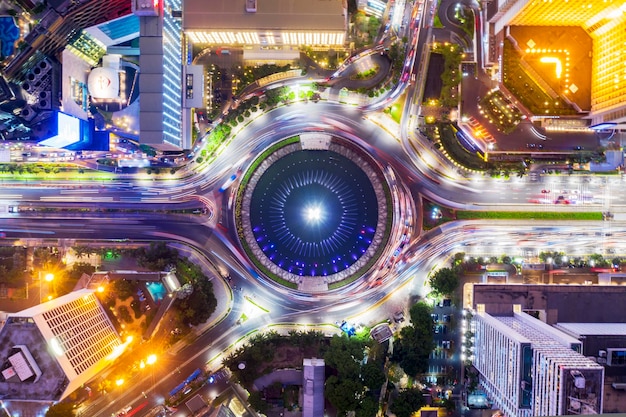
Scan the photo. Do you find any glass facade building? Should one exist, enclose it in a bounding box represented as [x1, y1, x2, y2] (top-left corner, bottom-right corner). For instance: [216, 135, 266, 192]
[162, 0, 183, 148]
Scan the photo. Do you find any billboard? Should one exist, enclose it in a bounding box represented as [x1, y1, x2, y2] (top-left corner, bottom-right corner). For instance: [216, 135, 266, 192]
[39, 112, 82, 149]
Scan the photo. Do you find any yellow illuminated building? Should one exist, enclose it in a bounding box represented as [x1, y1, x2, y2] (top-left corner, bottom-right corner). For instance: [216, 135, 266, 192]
[491, 0, 626, 123]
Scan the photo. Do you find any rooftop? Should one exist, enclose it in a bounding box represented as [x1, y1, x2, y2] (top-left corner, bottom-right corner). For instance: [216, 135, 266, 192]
[1, 290, 122, 401]
[183, 0, 345, 32]
[554, 322, 626, 337]
[0, 316, 68, 401]
[84, 13, 139, 47]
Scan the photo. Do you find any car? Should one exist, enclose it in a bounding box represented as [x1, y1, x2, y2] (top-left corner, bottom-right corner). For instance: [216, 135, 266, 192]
[541, 189, 550, 193]
[112, 406, 132, 416]
[393, 311, 405, 323]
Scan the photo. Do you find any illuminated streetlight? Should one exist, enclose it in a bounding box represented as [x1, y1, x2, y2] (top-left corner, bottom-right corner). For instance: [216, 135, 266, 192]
[39, 272, 54, 303]
[146, 354, 157, 365]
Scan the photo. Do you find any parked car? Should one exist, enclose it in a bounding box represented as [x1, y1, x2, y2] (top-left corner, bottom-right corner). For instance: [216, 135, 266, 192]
[393, 311, 405, 323]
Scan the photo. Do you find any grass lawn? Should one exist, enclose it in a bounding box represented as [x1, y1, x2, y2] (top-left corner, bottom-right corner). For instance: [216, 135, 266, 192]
[387, 93, 406, 123]
[456, 211, 602, 221]
[438, 123, 487, 171]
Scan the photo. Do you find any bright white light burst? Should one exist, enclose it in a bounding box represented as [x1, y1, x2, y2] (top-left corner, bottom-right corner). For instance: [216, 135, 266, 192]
[303, 204, 324, 224]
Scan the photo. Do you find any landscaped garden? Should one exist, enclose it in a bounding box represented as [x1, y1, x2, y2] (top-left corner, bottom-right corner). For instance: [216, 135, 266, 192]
[477, 89, 523, 134]
[502, 39, 577, 116]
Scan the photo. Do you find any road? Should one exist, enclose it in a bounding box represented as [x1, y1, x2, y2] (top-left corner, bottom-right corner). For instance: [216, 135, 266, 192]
[3, 2, 626, 416]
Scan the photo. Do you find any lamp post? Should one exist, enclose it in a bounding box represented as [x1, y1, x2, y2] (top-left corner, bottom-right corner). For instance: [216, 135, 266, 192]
[39, 272, 54, 303]
[141, 354, 157, 394]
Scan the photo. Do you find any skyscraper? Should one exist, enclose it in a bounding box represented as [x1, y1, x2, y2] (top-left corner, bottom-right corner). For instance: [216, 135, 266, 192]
[472, 304, 604, 417]
[135, 0, 184, 148]
[487, 0, 626, 124]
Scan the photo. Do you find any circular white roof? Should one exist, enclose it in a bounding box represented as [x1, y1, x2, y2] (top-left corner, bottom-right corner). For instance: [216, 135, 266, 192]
[88, 67, 119, 99]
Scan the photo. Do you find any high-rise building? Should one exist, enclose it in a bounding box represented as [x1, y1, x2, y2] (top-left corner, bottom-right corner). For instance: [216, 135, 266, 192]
[0, 289, 122, 403]
[302, 358, 325, 417]
[472, 304, 604, 417]
[4, 0, 132, 80]
[135, 0, 185, 149]
[487, 0, 626, 124]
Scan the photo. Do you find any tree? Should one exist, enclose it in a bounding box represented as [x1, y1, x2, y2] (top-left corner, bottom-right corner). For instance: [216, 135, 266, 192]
[326, 375, 363, 413]
[392, 302, 433, 377]
[135, 242, 178, 271]
[409, 302, 434, 338]
[45, 402, 75, 417]
[247, 390, 269, 413]
[324, 335, 365, 379]
[429, 267, 459, 296]
[356, 395, 379, 417]
[390, 388, 426, 417]
[589, 253, 610, 268]
[361, 361, 386, 390]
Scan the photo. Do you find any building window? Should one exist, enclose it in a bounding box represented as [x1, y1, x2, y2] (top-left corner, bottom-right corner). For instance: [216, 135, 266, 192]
[186, 74, 193, 99]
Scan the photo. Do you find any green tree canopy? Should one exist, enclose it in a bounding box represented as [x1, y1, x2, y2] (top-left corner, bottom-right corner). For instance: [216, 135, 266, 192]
[356, 395, 379, 417]
[45, 403, 75, 417]
[326, 375, 364, 413]
[361, 361, 386, 390]
[247, 390, 269, 413]
[392, 302, 433, 377]
[135, 242, 178, 271]
[390, 388, 426, 417]
[323, 335, 365, 379]
[429, 267, 460, 296]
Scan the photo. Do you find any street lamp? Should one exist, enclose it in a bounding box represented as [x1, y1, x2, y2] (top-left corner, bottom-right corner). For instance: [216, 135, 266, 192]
[145, 354, 157, 394]
[39, 272, 54, 303]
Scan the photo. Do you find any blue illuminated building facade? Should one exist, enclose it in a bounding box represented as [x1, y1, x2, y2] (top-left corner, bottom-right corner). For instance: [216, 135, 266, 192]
[162, 0, 183, 148]
[136, 0, 185, 149]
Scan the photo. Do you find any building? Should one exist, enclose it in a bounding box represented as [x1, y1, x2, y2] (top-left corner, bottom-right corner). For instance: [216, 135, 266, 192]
[184, 0, 347, 59]
[469, 284, 626, 324]
[302, 358, 325, 417]
[135, 0, 185, 149]
[3, 0, 132, 80]
[554, 322, 626, 366]
[472, 304, 604, 417]
[486, 0, 626, 125]
[0, 289, 122, 403]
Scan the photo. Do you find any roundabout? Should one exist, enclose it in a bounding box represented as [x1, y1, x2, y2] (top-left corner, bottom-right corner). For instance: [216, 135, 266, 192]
[235, 134, 392, 292]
